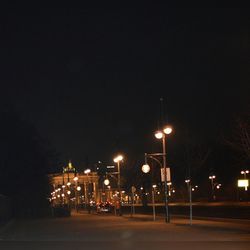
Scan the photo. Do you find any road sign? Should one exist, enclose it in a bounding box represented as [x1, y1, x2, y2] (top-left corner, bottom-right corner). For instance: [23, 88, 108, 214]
[161, 168, 171, 182]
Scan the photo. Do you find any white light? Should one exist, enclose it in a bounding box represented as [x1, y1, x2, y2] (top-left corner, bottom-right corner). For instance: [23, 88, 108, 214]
[114, 155, 123, 163]
[140, 187, 143, 190]
[155, 131, 163, 139]
[84, 169, 91, 174]
[104, 179, 110, 186]
[73, 176, 78, 182]
[163, 126, 172, 135]
[67, 182, 71, 186]
[185, 179, 190, 183]
[238, 179, 249, 187]
[172, 189, 175, 193]
[62, 185, 65, 189]
[61, 193, 65, 197]
[107, 165, 115, 169]
[152, 184, 157, 188]
[142, 164, 150, 173]
[67, 190, 71, 195]
[77, 186, 81, 191]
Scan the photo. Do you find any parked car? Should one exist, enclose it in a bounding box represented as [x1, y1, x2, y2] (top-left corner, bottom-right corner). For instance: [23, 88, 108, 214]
[96, 202, 112, 213]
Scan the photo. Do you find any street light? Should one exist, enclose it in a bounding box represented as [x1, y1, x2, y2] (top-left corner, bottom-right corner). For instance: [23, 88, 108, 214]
[104, 179, 110, 186]
[209, 175, 216, 200]
[142, 164, 150, 173]
[155, 125, 172, 223]
[84, 169, 91, 213]
[241, 170, 249, 179]
[113, 154, 123, 216]
[152, 184, 157, 221]
[185, 179, 192, 225]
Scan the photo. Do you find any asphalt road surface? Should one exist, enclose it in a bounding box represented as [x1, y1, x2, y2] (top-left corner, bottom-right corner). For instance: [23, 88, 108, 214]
[0, 211, 249, 250]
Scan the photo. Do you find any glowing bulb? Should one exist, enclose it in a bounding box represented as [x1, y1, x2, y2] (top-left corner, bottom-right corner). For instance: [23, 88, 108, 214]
[163, 126, 172, 135]
[142, 164, 150, 173]
[155, 131, 163, 139]
[104, 179, 110, 186]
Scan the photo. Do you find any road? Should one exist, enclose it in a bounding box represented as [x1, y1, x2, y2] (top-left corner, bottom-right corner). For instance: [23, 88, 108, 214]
[0, 211, 249, 250]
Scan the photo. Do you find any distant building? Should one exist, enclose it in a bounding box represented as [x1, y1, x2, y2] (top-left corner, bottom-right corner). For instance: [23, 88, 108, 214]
[49, 161, 100, 207]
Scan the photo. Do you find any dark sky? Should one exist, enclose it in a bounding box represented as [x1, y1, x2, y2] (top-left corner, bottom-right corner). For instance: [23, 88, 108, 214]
[1, 6, 249, 168]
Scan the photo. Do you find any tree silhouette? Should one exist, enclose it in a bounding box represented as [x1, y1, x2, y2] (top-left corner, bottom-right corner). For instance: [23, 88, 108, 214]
[0, 109, 53, 217]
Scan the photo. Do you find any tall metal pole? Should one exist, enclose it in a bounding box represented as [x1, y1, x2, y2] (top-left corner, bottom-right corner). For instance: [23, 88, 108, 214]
[162, 134, 170, 223]
[211, 178, 215, 201]
[189, 182, 192, 225]
[152, 187, 156, 221]
[118, 161, 122, 216]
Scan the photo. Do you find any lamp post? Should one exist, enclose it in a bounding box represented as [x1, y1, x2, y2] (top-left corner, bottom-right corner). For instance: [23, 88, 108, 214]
[240, 170, 249, 191]
[209, 175, 216, 200]
[154, 126, 172, 223]
[241, 170, 249, 179]
[185, 179, 192, 225]
[84, 169, 91, 213]
[113, 155, 123, 216]
[152, 184, 157, 221]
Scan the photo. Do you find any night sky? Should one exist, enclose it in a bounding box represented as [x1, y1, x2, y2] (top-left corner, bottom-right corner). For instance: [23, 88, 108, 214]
[1, 6, 249, 169]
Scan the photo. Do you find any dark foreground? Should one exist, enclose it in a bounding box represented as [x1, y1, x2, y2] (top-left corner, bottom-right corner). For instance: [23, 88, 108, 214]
[0, 211, 249, 250]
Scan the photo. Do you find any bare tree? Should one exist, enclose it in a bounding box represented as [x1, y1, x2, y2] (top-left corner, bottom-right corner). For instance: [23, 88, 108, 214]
[225, 115, 250, 161]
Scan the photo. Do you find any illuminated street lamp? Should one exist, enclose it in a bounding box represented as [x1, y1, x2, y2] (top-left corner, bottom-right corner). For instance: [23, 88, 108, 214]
[239, 170, 249, 191]
[113, 154, 123, 216]
[142, 164, 150, 173]
[155, 125, 172, 223]
[84, 169, 91, 213]
[209, 175, 216, 200]
[241, 170, 249, 179]
[104, 179, 110, 186]
[152, 184, 157, 221]
[84, 169, 91, 174]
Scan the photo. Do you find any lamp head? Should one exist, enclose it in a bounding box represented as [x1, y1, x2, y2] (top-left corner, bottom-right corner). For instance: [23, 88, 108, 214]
[163, 126, 173, 135]
[155, 131, 163, 139]
[114, 155, 123, 163]
[142, 164, 150, 173]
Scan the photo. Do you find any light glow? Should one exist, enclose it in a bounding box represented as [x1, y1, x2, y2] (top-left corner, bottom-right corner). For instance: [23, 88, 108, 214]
[142, 164, 150, 173]
[114, 155, 123, 163]
[155, 131, 163, 139]
[163, 126, 172, 135]
[238, 179, 249, 188]
[104, 179, 110, 186]
[84, 169, 91, 174]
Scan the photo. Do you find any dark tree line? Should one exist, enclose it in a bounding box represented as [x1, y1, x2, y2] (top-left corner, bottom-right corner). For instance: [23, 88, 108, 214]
[0, 108, 55, 217]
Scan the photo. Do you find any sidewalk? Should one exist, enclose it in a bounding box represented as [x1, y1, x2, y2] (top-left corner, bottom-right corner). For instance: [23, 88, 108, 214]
[122, 213, 250, 233]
